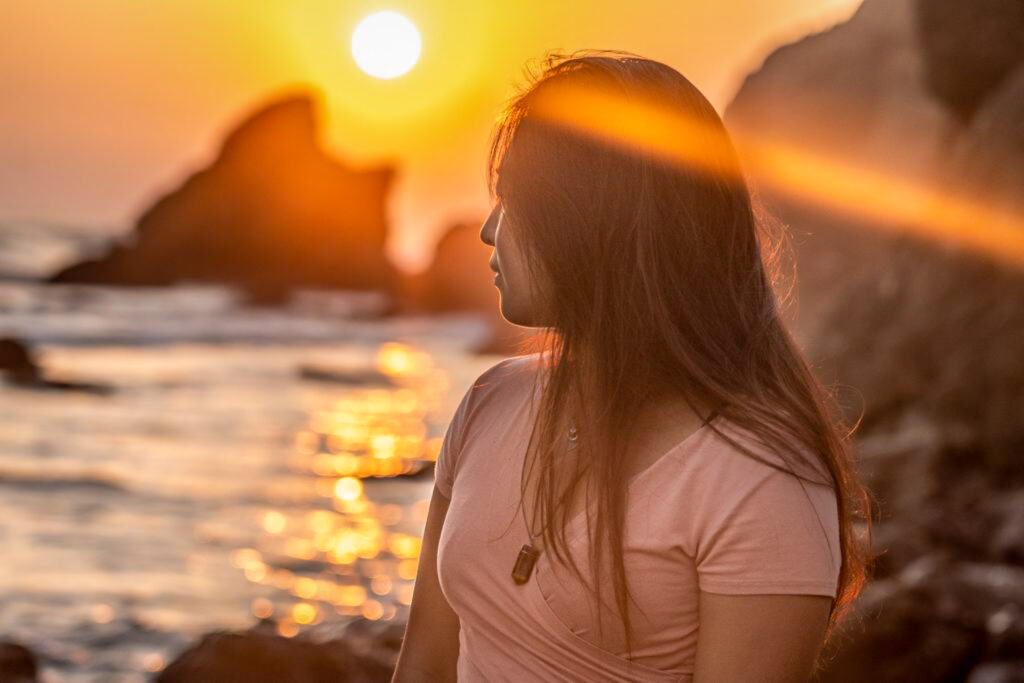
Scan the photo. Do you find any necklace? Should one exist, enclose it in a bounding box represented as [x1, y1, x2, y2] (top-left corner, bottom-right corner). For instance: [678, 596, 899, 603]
[511, 422, 578, 584]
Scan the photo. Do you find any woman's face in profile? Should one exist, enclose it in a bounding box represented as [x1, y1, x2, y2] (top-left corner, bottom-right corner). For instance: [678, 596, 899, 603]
[480, 202, 540, 327]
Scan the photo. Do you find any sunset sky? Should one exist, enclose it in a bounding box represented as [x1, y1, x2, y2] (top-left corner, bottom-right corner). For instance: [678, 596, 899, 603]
[0, 0, 862, 272]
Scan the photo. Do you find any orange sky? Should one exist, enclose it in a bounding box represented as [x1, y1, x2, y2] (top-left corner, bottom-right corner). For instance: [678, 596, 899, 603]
[0, 0, 862, 273]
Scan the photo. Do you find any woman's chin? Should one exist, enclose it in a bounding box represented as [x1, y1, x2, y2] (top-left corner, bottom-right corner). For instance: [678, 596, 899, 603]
[497, 299, 522, 326]
[499, 304, 539, 329]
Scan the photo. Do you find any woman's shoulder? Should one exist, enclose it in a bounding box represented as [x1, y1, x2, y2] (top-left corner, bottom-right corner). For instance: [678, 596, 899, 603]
[684, 417, 835, 488]
[467, 352, 544, 404]
[671, 419, 842, 595]
[434, 354, 542, 496]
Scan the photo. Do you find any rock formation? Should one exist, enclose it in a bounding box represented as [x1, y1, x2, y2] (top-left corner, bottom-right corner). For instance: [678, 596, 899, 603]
[725, 0, 957, 332]
[724, 0, 1024, 679]
[45, 91, 532, 354]
[0, 642, 37, 683]
[914, 0, 1024, 123]
[157, 617, 401, 683]
[396, 220, 536, 355]
[50, 93, 400, 304]
[0, 338, 41, 385]
[397, 221, 499, 313]
[0, 337, 113, 393]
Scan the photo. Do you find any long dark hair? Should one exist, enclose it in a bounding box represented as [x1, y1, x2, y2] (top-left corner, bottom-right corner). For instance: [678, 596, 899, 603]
[486, 49, 873, 663]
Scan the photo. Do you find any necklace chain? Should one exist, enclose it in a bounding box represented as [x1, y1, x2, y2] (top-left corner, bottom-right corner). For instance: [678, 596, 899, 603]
[512, 421, 577, 584]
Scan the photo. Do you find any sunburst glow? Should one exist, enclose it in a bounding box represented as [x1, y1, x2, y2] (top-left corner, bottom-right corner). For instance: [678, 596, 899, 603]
[350, 11, 421, 80]
[524, 80, 1024, 266]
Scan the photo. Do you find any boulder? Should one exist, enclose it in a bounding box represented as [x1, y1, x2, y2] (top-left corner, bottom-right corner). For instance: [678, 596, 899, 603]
[157, 631, 355, 683]
[158, 618, 402, 683]
[397, 221, 498, 313]
[817, 559, 1024, 682]
[802, 235, 1024, 447]
[396, 220, 536, 355]
[0, 338, 41, 385]
[913, 0, 1024, 123]
[937, 63, 1024, 222]
[0, 642, 38, 683]
[0, 337, 113, 394]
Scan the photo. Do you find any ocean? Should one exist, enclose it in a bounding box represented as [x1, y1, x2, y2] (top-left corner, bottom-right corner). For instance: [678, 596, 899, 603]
[0, 223, 503, 682]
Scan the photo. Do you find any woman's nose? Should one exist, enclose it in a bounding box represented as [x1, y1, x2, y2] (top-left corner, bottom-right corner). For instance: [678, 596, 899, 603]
[480, 205, 500, 246]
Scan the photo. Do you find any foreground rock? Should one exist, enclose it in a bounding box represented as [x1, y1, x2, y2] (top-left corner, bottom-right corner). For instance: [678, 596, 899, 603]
[0, 338, 40, 385]
[0, 641, 38, 683]
[724, 0, 1024, 680]
[914, 0, 1024, 123]
[50, 94, 400, 304]
[158, 617, 402, 683]
[724, 0, 956, 333]
[818, 558, 1024, 682]
[763, 234, 1024, 682]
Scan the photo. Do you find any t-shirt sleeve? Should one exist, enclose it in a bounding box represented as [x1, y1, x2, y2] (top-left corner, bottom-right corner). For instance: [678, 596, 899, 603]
[433, 381, 477, 499]
[694, 467, 841, 597]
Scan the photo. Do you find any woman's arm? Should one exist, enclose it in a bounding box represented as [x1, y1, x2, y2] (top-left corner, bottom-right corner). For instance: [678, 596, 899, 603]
[692, 591, 832, 682]
[391, 484, 460, 682]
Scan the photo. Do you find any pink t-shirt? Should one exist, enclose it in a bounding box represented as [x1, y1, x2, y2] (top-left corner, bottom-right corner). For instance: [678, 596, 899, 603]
[434, 353, 840, 682]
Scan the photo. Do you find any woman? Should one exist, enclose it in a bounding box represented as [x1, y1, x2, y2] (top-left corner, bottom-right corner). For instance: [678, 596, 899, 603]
[393, 49, 872, 682]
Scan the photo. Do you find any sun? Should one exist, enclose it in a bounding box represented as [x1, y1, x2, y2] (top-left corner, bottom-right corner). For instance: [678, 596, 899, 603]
[351, 11, 422, 80]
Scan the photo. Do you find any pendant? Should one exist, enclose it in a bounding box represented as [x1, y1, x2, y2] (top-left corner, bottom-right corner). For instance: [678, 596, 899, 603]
[511, 543, 541, 584]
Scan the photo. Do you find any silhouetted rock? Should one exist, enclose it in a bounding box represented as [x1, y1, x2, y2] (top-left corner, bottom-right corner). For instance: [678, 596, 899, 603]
[395, 220, 535, 355]
[158, 631, 353, 683]
[397, 221, 498, 313]
[913, 0, 1024, 123]
[0, 338, 41, 385]
[306, 616, 406, 673]
[0, 641, 38, 683]
[50, 93, 400, 304]
[725, 0, 956, 332]
[728, 0, 954, 180]
[0, 337, 114, 394]
[724, 0, 1024, 432]
[158, 618, 401, 683]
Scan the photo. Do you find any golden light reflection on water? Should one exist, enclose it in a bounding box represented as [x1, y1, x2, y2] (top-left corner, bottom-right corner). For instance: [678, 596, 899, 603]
[232, 342, 447, 637]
